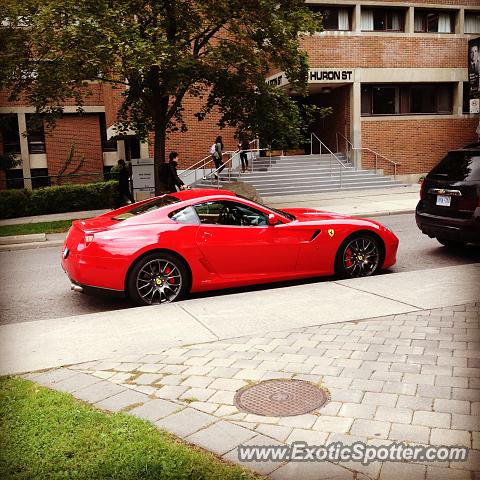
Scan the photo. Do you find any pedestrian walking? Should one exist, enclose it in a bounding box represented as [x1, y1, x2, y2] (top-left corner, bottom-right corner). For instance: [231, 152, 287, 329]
[117, 159, 134, 204]
[164, 151, 186, 192]
[238, 136, 250, 173]
[211, 135, 225, 179]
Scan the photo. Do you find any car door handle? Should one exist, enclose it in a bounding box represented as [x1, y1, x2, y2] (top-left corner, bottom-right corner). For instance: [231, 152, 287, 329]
[199, 231, 213, 242]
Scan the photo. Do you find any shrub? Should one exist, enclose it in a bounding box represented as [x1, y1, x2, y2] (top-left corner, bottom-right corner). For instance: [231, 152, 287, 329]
[0, 181, 121, 219]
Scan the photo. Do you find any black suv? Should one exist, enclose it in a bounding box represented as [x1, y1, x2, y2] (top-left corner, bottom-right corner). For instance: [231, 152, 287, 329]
[416, 143, 480, 247]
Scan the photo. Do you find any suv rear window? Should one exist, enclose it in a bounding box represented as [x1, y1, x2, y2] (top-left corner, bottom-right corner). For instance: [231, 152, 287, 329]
[113, 195, 179, 220]
[429, 151, 480, 182]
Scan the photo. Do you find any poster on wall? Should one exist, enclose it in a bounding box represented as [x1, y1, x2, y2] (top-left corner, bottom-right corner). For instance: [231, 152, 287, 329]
[468, 37, 480, 113]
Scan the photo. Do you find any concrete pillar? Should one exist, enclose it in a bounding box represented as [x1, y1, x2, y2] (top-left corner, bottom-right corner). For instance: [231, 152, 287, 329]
[406, 6, 415, 34]
[352, 4, 362, 33]
[117, 139, 126, 161]
[456, 8, 464, 34]
[140, 140, 149, 159]
[350, 82, 362, 169]
[454, 81, 464, 115]
[17, 113, 32, 190]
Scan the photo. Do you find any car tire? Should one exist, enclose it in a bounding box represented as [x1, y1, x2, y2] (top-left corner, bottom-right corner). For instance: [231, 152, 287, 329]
[436, 238, 467, 249]
[127, 252, 190, 306]
[335, 233, 382, 279]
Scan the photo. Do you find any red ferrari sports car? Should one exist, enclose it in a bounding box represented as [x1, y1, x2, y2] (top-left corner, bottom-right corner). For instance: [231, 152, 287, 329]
[62, 189, 398, 306]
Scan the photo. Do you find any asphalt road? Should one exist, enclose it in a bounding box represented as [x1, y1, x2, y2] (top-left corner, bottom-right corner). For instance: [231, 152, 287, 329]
[0, 213, 479, 325]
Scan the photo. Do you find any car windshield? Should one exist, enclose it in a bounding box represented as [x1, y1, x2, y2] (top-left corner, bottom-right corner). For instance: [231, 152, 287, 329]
[112, 195, 180, 220]
[429, 151, 480, 182]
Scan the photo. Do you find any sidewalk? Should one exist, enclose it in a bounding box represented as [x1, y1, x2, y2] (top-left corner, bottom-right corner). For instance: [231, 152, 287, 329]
[20, 300, 480, 479]
[0, 185, 420, 251]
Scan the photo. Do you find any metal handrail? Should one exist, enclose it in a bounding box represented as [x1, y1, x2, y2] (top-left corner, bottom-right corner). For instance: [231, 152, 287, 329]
[335, 132, 400, 178]
[310, 132, 350, 189]
[204, 148, 269, 189]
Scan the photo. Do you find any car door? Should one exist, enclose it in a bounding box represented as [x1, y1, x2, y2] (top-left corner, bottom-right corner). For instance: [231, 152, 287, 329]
[193, 200, 301, 280]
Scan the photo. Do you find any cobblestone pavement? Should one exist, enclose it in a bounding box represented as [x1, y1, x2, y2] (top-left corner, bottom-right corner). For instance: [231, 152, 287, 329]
[24, 303, 480, 479]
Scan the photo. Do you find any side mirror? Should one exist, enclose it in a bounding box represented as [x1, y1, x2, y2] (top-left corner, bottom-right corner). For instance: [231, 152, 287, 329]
[268, 213, 277, 226]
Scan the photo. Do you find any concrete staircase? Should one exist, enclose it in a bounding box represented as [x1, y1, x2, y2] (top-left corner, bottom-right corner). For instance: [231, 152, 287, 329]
[193, 153, 404, 196]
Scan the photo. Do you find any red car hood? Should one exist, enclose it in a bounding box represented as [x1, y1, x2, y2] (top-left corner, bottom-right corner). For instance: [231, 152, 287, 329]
[282, 208, 350, 222]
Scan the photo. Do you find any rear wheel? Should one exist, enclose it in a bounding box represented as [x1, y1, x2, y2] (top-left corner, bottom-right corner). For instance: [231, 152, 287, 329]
[127, 252, 189, 306]
[335, 234, 382, 278]
[436, 238, 467, 249]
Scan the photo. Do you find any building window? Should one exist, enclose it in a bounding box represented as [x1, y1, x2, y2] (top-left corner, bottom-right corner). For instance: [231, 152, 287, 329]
[361, 84, 453, 116]
[414, 10, 454, 33]
[5, 169, 24, 189]
[361, 8, 405, 32]
[31, 168, 51, 188]
[0, 115, 21, 154]
[465, 12, 480, 34]
[99, 113, 117, 152]
[26, 115, 46, 154]
[307, 5, 351, 31]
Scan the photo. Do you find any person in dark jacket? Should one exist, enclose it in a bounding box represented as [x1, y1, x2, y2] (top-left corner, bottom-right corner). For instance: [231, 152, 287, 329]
[117, 159, 134, 203]
[238, 136, 250, 173]
[165, 151, 186, 192]
[212, 135, 225, 179]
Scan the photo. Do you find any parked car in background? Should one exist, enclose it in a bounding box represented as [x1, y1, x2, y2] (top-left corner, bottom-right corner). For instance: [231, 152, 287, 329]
[62, 189, 399, 306]
[416, 143, 480, 248]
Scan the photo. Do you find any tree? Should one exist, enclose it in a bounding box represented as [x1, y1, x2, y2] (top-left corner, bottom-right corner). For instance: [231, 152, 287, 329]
[0, 0, 321, 194]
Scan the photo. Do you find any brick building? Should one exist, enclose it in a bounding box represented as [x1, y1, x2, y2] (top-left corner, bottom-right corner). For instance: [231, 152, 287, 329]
[1, 0, 479, 189]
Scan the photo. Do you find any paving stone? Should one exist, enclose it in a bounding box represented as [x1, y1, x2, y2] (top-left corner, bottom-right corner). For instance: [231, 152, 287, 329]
[375, 406, 413, 424]
[189, 401, 219, 414]
[417, 384, 451, 400]
[317, 401, 342, 416]
[426, 466, 471, 480]
[421, 365, 453, 376]
[209, 390, 235, 404]
[180, 387, 216, 402]
[207, 358, 237, 367]
[27, 367, 79, 387]
[230, 359, 261, 369]
[412, 410, 451, 429]
[382, 382, 417, 395]
[94, 389, 150, 412]
[473, 402, 480, 416]
[134, 385, 158, 395]
[271, 460, 354, 480]
[277, 414, 318, 429]
[184, 356, 210, 366]
[389, 423, 430, 444]
[109, 372, 132, 383]
[72, 380, 126, 404]
[136, 363, 162, 373]
[158, 364, 188, 374]
[379, 462, 426, 480]
[453, 388, 480, 402]
[52, 372, 102, 393]
[134, 373, 162, 385]
[351, 379, 384, 393]
[435, 375, 468, 388]
[161, 374, 184, 386]
[329, 388, 364, 403]
[434, 399, 470, 415]
[312, 415, 353, 433]
[261, 371, 293, 380]
[233, 369, 265, 380]
[362, 392, 397, 407]
[338, 403, 376, 420]
[187, 420, 255, 455]
[182, 366, 214, 376]
[370, 371, 402, 382]
[285, 427, 328, 445]
[181, 376, 214, 389]
[390, 363, 421, 373]
[155, 407, 217, 437]
[430, 428, 471, 447]
[92, 370, 116, 380]
[351, 419, 390, 439]
[129, 398, 181, 422]
[255, 424, 293, 442]
[311, 365, 343, 376]
[283, 363, 315, 374]
[208, 367, 240, 378]
[341, 368, 373, 379]
[451, 413, 480, 431]
[215, 405, 238, 417]
[155, 385, 189, 400]
[403, 373, 435, 385]
[208, 378, 247, 391]
[114, 363, 142, 372]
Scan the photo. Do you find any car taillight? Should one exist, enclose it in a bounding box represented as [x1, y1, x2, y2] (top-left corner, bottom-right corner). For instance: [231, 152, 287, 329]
[85, 234, 94, 246]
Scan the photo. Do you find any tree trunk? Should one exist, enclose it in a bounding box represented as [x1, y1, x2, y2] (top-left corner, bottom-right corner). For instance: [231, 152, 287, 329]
[153, 123, 167, 196]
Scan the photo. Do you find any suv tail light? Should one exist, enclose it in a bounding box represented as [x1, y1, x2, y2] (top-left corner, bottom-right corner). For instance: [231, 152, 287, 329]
[420, 179, 425, 200]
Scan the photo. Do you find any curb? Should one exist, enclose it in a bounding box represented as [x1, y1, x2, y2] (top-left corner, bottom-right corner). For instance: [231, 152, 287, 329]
[0, 240, 64, 252]
[0, 233, 46, 245]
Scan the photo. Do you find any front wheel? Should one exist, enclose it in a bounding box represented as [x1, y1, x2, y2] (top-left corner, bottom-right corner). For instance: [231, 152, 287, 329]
[127, 252, 189, 306]
[335, 234, 382, 278]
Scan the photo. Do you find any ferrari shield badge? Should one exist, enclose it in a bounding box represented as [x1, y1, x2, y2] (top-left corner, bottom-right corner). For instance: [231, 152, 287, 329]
[328, 229, 335, 237]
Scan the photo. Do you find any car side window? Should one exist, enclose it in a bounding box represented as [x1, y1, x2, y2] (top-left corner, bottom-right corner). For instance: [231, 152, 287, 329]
[193, 201, 268, 226]
[170, 206, 200, 224]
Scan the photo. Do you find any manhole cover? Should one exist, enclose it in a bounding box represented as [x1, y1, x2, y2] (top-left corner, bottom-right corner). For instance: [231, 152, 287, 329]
[234, 379, 329, 417]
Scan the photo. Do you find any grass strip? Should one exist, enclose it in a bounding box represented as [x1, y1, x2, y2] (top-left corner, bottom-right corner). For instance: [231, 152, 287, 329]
[0, 220, 72, 237]
[0, 377, 260, 480]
